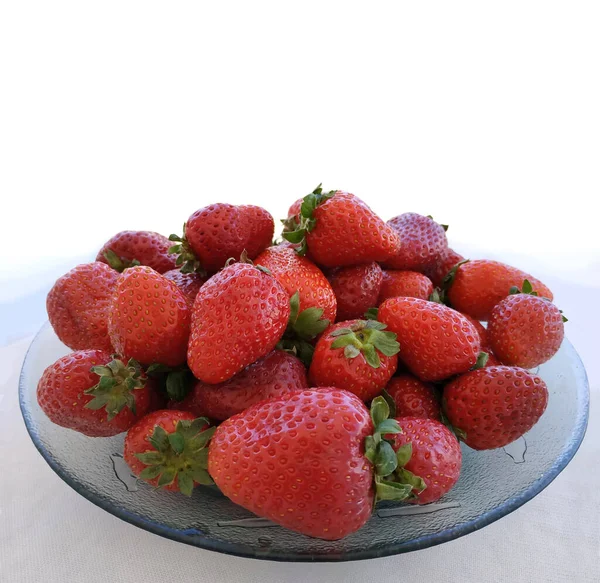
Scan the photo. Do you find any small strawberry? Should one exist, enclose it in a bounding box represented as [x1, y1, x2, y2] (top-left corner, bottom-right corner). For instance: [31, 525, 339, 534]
[424, 247, 465, 287]
[124, 410, 215, 495]
[168, 204, 274, 273]
[327, 262, 383, 321]
[487, 281, 566, 368]
[384, 374, 441, 420]
[446, 259, 553, 321]
[162, 269, 207, 305]
[187, 261, 290, 384]
[108, 266, 191, 367]
[172, 350, 308, 421]
[282, 185, 401, 267]
[378, 297, 481, 381]
[309, 319, 400, 401]
[37, 350, 155, 437]
[444, 366, 549, 450]
[378, 270, 434, 302]
[47, 262, 118, 352]
[97, 230, 177, 274]
[383, 213, 448, 271]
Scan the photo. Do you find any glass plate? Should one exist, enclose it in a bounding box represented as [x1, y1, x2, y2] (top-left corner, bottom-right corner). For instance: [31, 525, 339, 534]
[20, 322, 589, 562]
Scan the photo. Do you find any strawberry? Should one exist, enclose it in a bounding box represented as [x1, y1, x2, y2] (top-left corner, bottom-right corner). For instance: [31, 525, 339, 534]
[444, 366, 549, 450]
[423, 247, 465, 288]
[487, 281, 566, 368]
[97, 230, 177, 274]
[446, 259, 553, 321]
[378, 270, 434, 302]
[187, 261, 290, 383]
[283, 185, 401, 267]
[172, 350, 308, 421]
[309, 319, 400, 401]
[384, 374, 441, 420]
[460, 313, 489, 349]
[327, 262, 383, 321]
[47, 262, 118, 352]
[387, 417, 462, 504]
[108, 266, 191, 367]
[255, 245, 337, 323]
[169, 204, 274, 273]
[378, 297, 481, 381]
[124, 410, 215, 495]
[162, 269, 207, 306]
[383, 213, 448, 271]
[37, 350, 155, 437]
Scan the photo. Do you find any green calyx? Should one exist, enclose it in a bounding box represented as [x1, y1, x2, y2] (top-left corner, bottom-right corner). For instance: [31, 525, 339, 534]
[329, 320, 400, 368]
[281, 183, 335, 255]
[364, 307, 379, 320]
[146, 363, 195, 402]
[135, 418, 216, 496]
[428, 287, 445, 304]
[426, 215, 449, 232]
[168, 223, 206, 275]
[471, 351, 489, 370]
[103, 249, 141, 273]
[442, 258, 470, 292]
[85, 358, 146, 420]
[509, 279, 567, 322]
[364, 397, 427, 503]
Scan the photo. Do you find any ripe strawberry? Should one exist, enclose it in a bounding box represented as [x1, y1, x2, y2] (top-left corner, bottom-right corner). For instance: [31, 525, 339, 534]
[169, 204, 274, 273]
[446, 259, 553, 321]
[47, 262, 118, 352]
[424, 247, 465, 287]
[287, 197, 303, 220]
[488, 283, 565, 368]
[255, 245, 337, 323]
[124, 410, 215, 495]
[383, 213, 448, 271]
[97, 230, 177, 273]
[444, 366, 549, 450]
[108, 266, 191, 367]
[162, 269, 207, 305]
[283, 186, 401, 267]
[385, 374, 441, 420]
[187, 262, 290, 383]
[327, 262, 383, 321]
[378, 270, 434, 302]
[461, 313, 489, 349]
[378, 297, 481, 381]
[309, 320, 400, 401]
[172, 350, 308, 421]
[387, 417, 462, 504]
[37, 350, 155, 437]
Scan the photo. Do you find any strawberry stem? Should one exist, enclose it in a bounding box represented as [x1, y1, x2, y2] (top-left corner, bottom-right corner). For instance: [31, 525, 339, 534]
[168, 223, 206, 275]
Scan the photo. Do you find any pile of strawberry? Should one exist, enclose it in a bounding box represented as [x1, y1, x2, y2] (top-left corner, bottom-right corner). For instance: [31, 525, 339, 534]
[37, 186, 566, 541]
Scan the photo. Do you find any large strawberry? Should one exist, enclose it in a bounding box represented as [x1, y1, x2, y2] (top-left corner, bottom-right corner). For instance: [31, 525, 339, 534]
[327, 262, 383, 321]
[378, 270, 434, 302]
[384, 374, 441, 420]
[97, 230, 177, 273]
[378, 297, 481, 381]
[444, 366, 549, 450]
[446, 259, 553, 321]
[187, 261, 290, 383]
[108, 266, 191, 367]
[487, 281, 566, 368]
[37, 349, 155, 437]
[309, 319, 399, 401]
[47, 262, 118, 352]
[424, 247, 465, 287]
[162, 269, 207, 306]
[169, 204, 274, 273]
[283, 185, 401, 267]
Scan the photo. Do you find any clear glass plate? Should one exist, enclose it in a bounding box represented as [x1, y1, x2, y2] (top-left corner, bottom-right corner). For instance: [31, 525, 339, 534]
[19, 322, 589, 562]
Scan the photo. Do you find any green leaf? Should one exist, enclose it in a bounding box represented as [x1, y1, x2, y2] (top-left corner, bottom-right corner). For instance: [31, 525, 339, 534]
[364, 435, 377, 464]
[522, 279, 533, 294]
[146, 363, 172, 376]
[168, 234, 183, 242]
[135, 451, 165, 465]
[362, 344, 381, 368]
[187, 425, 217, 451]
[395, 443, 413, 467]
[364, 320, 386, 331]
[376, 418, 402, 436]
[364, 307, 379, 320]
[397, 467, 427, 493]
[344, 344, 361, 359]
[177, 472, 194, 496]
[429, 288, 445, 304]
[472, 351, 489, 370]
[331, 334, 357, 349]
[509, 285, 520, 295]
[294, 307, 328, 339]
[300, 193, 318, 218]
[139, 465, 163, 480]
[380, 389, 397, 419]
[166, 370, 192, 402]
[168, 432, 185, 454]
[190, 467, 214, 485]
[442, 258, 470, 290]
[440, 224, 449, 232]
[288, 291, 300, 324]
[370, 331, 400, 357]
[370, 396, 390, 428]
[103, 249, 126, 272]
[157, 467, 177, 488]
[329, 327, 354, 337]
[149, 425, 170, 452]
[375, 440, 398, 476]
[168, 244, 182, 254]
[375, 479, 414, 502]
[562, 314, 568, 323]
[281, 229, 306, 244]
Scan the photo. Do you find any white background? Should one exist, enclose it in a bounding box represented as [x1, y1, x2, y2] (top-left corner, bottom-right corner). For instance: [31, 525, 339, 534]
[1, 2, 599, 582]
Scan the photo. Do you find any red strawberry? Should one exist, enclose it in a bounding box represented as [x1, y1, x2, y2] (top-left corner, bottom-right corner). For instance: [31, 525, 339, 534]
[172, 350, 308, 421]
[424, 247, 465, 287]
[124, 410, 214, 495]
[108, 266, 191, 367]
[444, 366, 549, 450]
[37, 350, 155, 437]
[47, 262, 118, 352]
[309, 320, 399, 401]
[385, 374, 441, 420]
[488, 284, 565, 368]
[169, 204, 274, 273]
[97, 230, 177, 274]
[378, 270, 434, 302]
[388, 417, 462, 504]
[287, 197, 303, 219]
[187, 262, 290, 384]
[255, 245, 337, 323]
[327, 263, 383, 321]
[461, 313, 489, 349]
[283, 186, 401, 267]
[378, 297, 481, 381]
[383, 213, 448, 271]
[162, 269, 207, 305]
[446, 259, 553, 321]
